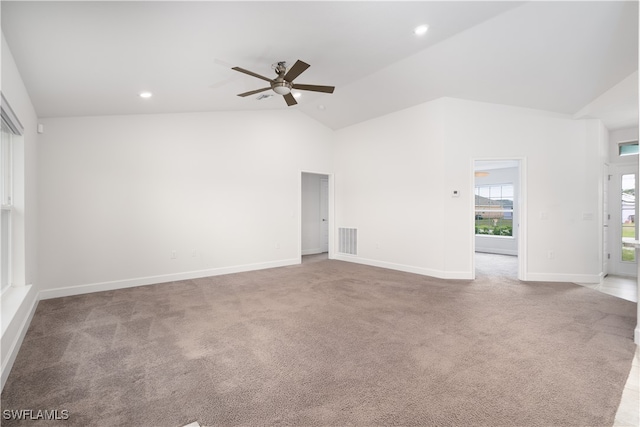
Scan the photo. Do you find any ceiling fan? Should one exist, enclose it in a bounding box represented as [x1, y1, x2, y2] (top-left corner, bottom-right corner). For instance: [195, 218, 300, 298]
[231, 60, 335, 106]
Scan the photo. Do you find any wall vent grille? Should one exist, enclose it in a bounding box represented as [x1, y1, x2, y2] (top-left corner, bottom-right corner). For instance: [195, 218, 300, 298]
[338, 228, 358, 255]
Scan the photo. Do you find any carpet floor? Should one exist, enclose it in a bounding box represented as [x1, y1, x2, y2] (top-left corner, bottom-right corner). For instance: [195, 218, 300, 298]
[1, 258, 637, 426]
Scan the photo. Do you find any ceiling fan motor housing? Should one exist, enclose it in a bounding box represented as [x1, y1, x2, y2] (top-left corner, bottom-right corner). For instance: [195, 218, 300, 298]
[272, 81, 292, 95]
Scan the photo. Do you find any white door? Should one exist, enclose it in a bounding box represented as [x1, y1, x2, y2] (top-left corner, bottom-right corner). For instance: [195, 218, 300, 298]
[320, 177, 329, 252]
[609, 164, 638, 277]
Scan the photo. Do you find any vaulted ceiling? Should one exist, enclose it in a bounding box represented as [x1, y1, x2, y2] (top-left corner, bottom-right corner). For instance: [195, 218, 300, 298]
[1, 1, 638, 130]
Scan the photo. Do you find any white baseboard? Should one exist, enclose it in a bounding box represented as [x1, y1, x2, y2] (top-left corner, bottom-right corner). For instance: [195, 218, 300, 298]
[333, 255, 473, 280]
[635, 325, 640, 345]
[333, 255, 605, 284]
[1, 286, 39, 391]
[301, 248, 323, 256]
[39, 258, 300, 300]
[525, 272, 602, 284]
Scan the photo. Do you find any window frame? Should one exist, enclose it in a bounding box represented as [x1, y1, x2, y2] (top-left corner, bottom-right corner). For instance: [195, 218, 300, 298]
[619, 140, 639, 157]
[0, 93, 23, 295]
[474, 182, 515, 238]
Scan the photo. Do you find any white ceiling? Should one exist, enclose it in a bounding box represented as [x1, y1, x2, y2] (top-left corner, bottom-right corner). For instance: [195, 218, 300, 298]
[1, 1, 638, 130]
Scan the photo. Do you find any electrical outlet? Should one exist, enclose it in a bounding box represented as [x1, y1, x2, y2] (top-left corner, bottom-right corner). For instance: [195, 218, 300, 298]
[171, 250, 177, 259]
[547, 250, 554, 260]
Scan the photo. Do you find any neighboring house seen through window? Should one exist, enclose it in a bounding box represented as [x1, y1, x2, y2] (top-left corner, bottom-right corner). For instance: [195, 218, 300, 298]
[475, 184, 514, 237]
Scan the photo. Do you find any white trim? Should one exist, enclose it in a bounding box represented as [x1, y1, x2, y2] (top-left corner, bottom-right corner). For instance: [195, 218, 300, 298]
[0, 93, 24, 136]
[1, 285, 37, 391]
[526, 272, 602, 283]
[0, 208, 12, 294]
[471, 157, 527, 281]
[39, 258, 299, 300]
[635, 326, 640, 345]
[333, 254, 473, 280]
[299, 170, 335, 262]
[302, 248, 323, 256]
[518, 159, 528, 281]
[475, 248, 518, 256]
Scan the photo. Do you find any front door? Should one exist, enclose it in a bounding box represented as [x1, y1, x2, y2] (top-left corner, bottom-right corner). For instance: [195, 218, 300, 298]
[609, 164, 638, 277]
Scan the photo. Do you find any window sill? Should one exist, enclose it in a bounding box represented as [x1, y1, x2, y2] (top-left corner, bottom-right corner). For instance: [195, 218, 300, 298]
[475, 235, 515, 239]
[1, 285, 32, 337]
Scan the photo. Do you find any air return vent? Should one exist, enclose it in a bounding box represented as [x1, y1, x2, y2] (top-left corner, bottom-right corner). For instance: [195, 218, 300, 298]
[338, 228, 358, 255]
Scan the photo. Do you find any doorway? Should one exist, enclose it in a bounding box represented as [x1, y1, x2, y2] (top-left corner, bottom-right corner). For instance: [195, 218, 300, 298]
[473, 159, 525, 280]
[301, 172, 330, 259]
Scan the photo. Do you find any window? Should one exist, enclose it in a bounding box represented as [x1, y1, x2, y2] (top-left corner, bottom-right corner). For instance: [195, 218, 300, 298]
[619, 141, 639, 157]
[621, 173, 636, 262]
[1, 118, 13, 293]
[1, 93, 23, 294]
[475, 183, 514, 237]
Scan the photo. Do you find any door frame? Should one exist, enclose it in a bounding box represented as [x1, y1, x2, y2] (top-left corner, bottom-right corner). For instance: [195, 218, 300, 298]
[299, 171, 334, 262]
[470, 157, 527, 281]
[602, 163, 609, 277]
[320, 176, 329, 253]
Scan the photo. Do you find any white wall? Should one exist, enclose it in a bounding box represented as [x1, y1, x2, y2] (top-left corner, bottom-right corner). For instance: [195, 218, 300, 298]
[301, 173, 322, 255]
[443, 98, 606, 282]
[1, 33, 40, 389]
[475, 166, 519, 256]
[334, 97, 606, 282]
[334, 99, 447, 277]
[38, 110, 333, 295]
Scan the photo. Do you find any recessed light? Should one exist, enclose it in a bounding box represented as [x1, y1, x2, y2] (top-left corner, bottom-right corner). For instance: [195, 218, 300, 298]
[293, 92, 301, 99]
[139, 92, 153, 99]
[414, 24, 429, 36]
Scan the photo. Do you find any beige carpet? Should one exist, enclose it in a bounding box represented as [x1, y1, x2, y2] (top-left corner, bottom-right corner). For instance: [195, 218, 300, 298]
[1, 258, 637, 426]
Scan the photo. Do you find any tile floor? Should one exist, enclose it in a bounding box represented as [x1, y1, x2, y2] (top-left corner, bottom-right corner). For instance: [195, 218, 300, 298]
[615, 343, 640, 427]
[597, 275, 640, 427]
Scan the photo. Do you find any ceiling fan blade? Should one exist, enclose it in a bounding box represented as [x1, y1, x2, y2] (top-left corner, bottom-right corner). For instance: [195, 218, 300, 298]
[284, 60, 310, 82]
[237, 87, 272, 97]
[292, 84, 335, 94]
[283, 93, 297, 106]
[231, 67, 274, 83]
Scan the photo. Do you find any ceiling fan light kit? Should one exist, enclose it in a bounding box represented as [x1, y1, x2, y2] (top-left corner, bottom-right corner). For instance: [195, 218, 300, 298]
[272, 82, 292, 95]
[232, 59, 335, 106]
